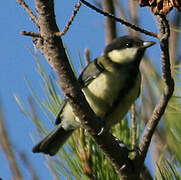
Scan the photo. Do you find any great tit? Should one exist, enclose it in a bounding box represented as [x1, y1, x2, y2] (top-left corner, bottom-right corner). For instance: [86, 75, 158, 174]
[32, 35, 155, 156]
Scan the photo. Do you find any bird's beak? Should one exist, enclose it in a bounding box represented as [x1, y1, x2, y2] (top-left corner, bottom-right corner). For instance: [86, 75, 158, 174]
[142, 41, 156, 48]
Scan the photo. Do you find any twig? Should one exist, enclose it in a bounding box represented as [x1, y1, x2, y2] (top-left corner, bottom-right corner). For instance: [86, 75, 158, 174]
[102, 0, 116, 44]
[21, 31, 41, 37]
[80, 0, 157, 38]
[0, 108, 22, 180]
[128, 0, 140, 36]
[55, 2, 82, 37]
[138, 15, 174, 163]
[21, 2, 81, 38]
[16, 0, 39, 27]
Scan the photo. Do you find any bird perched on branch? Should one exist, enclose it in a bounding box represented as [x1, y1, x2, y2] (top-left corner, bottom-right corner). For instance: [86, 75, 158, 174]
[32, 35, 155, 156]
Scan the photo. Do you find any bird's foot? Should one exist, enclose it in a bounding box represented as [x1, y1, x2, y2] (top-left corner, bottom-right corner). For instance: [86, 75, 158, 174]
[97, 117, 108, 136]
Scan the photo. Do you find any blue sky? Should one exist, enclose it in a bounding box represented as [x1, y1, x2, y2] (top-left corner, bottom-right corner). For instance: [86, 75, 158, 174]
[0, 1, 160, 179]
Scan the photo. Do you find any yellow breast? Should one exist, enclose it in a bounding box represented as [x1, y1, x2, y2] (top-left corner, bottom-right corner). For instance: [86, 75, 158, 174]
[106, 72, 141, 127]
[61, 68, 141, 130]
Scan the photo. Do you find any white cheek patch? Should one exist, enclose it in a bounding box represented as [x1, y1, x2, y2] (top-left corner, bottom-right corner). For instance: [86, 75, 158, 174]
[108, 48, 138, 64]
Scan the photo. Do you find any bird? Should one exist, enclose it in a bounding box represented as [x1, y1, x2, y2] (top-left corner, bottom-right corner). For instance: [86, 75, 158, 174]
[32, 35, 155, 156]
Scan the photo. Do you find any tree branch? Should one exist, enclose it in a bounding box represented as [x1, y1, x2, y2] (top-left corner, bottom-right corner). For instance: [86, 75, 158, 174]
[80, 0, 157, 38]
[16, 0, 39, 27]
[138, 15, 174, 165]
[21, 31, 41, 37]
[20, 2, 81, 38]
[54, 2, 81, 37]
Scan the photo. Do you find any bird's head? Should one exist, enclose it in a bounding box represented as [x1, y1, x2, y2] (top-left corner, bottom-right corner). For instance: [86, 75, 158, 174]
[104, 36, 155, 65]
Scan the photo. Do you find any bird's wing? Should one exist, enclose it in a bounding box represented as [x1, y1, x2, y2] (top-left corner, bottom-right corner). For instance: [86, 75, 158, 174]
[55, 100, 67, 125]
[78, 58, 105, 87]
[55, 58, 105, 125]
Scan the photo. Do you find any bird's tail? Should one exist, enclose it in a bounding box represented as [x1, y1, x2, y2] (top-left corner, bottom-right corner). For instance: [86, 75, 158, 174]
[32, 125, 73, 156]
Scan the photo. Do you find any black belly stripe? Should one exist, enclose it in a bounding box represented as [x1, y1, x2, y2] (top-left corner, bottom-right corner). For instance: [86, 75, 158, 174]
[105, 65, 140, 118]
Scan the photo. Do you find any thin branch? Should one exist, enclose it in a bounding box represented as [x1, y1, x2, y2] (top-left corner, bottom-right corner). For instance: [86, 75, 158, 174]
[138, 15, 174, 164]
[21, 2, 81, 38]
[16, 0, 39, 27]
[80, 0, 157, 38]
[55, 2, 82, 37]
[0, 108, 22, 180]
[128, 0, 140, 36]
[102, 0, 116, 44]
[21, 31, 41, 37]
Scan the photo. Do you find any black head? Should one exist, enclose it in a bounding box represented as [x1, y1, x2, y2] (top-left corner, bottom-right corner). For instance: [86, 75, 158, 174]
[104, 36, 155, 65]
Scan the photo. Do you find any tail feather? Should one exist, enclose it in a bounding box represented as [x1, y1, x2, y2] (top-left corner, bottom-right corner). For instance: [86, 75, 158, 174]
[32, 125, 73, 156]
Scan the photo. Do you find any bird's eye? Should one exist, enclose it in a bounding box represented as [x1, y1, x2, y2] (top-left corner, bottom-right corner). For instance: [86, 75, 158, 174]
[126, 43, 132, 48]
